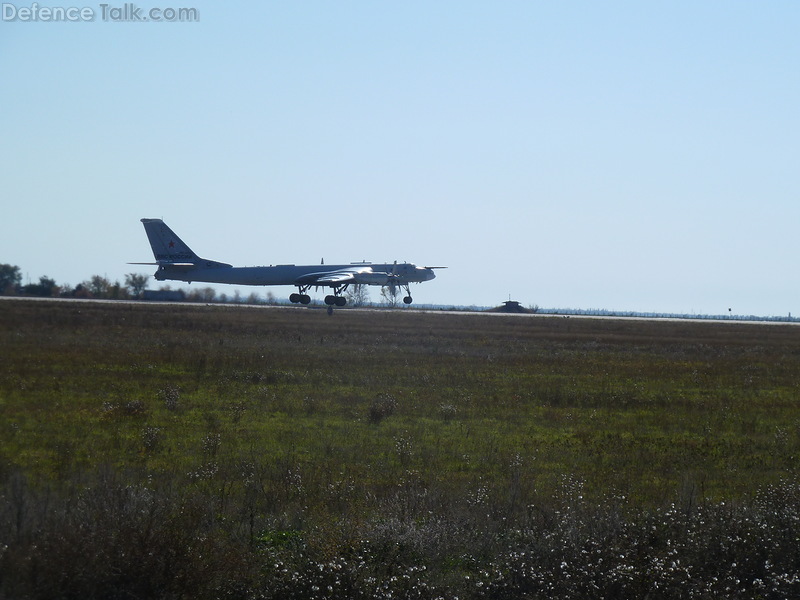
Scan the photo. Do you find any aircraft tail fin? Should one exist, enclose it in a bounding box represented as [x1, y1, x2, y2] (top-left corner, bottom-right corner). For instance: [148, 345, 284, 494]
[138, 218, 233, 268]
[140, 218, 201, 264]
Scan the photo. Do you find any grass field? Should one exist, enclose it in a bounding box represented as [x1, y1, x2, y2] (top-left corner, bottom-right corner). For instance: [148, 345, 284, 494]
[2, 299, 800, 598]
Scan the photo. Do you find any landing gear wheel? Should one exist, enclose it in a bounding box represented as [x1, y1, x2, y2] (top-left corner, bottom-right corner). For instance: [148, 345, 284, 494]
[335, 296, 347, 307]
[324, 295, 335, 305]
[291, 289, 313, 304]
[403, 296, 413, 304]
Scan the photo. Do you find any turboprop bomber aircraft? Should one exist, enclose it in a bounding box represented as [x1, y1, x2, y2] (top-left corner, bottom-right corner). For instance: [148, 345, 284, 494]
[133, 218, 443, 306]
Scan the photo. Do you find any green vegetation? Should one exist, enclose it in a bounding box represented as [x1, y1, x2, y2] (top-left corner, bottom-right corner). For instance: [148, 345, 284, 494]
[2, 299, 800, 598]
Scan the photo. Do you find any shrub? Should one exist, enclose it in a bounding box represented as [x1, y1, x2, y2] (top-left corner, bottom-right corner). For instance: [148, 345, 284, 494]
[368, 394, 397, 424]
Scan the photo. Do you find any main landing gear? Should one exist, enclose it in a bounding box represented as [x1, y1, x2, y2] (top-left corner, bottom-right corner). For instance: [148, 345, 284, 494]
[288, 292, 311, 304]
[288, 285, 349, 308]
[324, 295, 347, 307]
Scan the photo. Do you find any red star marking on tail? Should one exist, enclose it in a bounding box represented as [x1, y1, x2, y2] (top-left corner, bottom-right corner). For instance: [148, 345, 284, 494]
[169, 241, 175, 248]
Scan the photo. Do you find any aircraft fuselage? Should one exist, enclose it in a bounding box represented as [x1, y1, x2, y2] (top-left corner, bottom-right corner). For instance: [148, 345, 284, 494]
[154, 262, 435, 286]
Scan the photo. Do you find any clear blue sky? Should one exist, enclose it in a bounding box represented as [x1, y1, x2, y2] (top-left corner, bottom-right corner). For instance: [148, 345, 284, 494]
[2, 1, 798, 314]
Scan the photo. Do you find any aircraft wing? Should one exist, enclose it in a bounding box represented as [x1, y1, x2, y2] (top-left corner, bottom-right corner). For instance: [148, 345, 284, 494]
[294, 266, 374, 287]
[128, 262, 196, 266]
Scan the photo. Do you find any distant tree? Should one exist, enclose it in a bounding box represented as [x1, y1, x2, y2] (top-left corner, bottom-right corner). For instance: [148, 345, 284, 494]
[42, 276, 58, 297]
[346, 284, 370, 307]
[73, 283, 92, 298]
[107, 280, 128, 300]
[246, 292, 261, 305]
[0, 264, 21, 295]
[380, 284, 399, 307]
[86, 275, 111, 297]
[23, 275, 58, 297]
[125, 273, 149, 299]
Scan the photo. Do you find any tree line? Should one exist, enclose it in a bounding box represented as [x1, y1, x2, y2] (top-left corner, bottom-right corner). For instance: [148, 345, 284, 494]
[0, 264, 151, 299]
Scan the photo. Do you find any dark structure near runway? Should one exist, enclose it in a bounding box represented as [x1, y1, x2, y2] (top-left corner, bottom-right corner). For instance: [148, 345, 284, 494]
[485, 300, 537, 314]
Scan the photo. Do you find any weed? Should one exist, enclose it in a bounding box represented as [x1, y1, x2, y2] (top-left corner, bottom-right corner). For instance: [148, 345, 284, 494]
[158, 385, 180, 410]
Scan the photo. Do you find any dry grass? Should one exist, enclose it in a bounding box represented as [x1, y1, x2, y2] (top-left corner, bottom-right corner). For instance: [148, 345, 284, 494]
[2, 299, 800, 598]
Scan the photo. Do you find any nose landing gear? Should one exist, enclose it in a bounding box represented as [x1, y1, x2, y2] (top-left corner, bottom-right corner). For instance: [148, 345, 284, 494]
[398, 282, 414, 305]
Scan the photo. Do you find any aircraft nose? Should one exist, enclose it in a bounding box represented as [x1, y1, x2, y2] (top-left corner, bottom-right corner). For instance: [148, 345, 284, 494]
[421, 267, 435, 281]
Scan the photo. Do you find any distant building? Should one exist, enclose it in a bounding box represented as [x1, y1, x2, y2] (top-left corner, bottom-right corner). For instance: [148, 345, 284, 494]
[501, 300, 524, 312]
[142, 289, 185, 302]
[485, 300, 536, 314]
